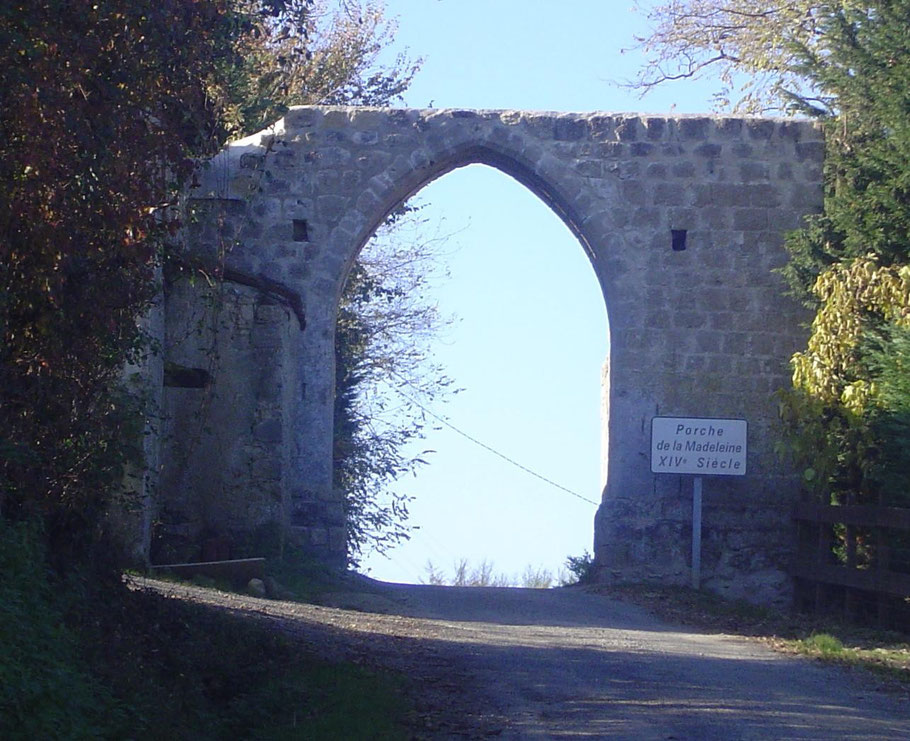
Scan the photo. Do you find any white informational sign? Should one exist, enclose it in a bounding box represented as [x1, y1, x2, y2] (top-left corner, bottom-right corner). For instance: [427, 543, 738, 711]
[651, 417, 748, 476]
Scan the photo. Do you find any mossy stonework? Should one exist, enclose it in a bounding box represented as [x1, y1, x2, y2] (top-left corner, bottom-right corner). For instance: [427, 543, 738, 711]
[151, 106, 822, 602]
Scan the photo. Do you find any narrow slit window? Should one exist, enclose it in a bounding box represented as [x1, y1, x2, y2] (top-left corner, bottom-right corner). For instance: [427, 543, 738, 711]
[293, 219, 310, 242]
[671, 229, 687, 252]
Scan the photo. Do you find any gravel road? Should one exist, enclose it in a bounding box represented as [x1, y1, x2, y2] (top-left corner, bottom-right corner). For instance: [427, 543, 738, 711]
[137, 577, 909, 739]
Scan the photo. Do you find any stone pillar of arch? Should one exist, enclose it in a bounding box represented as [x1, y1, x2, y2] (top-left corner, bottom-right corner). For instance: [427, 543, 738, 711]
[168, 106, 823, 602]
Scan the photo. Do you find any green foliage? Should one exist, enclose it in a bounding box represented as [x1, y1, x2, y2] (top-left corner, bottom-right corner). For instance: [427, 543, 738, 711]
[225, 1, 419, 135]
[799, 632, 845, 656]
[866, 327, 910, 506]
[777, 2, 910, 520]
[0, 5, 422, 733]
[0, 519, 412, 738]
[0, 0, 297, 552]
[0, 520, 127, 739]
[563, 550, 596, 585]
[1, 0, 421, 568]
[781, 1, 910, 297]
[334, 213, 455, 563]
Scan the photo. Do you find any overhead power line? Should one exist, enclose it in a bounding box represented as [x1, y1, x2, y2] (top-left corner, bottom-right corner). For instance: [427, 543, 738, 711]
[387, 373, 600, 507]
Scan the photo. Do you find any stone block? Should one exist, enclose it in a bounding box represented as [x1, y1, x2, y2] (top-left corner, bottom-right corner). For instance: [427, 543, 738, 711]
[796, 140, 825, 162]
[630, 207, 660, 226]
[667, 208, 696, 228]
[654, 183, 689, 206]
[747, 183, 781, 207]
[694, 143, 722, 158]
[250, 456, 282, 481]
[789, 183, 823, 209]
[677, 117, 709, 140]
[617, 160, 641, 178]
[645, 118, 666, 140]
[731, 142, 753, 158]
[284, 107, 324, 128]
[316, 195, 348, 221]
[555, 117, 587, 141]
[698, 207, 732, 230]
[733, 208, 769, 231]
[716, 118, 744, 138]
[671, 161, 695, 178]
[615, 117, 642, 141]
[746, 119, 776, 140]
[588, 115, 616, 141]
[575, 159, 604, 178]
[266, 178, 289, 195]
[695, 330, 722, 353]
[328, 527, 346, 553]
[620, 181, 647, 205]
[309, 527, 329, 546]
[739, 162, 769, 181]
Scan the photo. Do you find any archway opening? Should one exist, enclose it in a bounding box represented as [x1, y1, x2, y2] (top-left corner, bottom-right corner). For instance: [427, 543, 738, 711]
[339, 163, 609, 585]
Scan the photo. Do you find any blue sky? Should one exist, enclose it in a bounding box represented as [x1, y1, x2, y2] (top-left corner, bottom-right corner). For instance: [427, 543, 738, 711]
[358, 1, 720, 583]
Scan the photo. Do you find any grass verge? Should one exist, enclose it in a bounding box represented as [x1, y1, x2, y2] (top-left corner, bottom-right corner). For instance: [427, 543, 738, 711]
[0, 520, 412, 739]
[603, 583, 910, 689]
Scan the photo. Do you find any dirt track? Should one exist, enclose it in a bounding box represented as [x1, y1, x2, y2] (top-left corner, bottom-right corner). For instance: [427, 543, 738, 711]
[137, 577, 910, 739]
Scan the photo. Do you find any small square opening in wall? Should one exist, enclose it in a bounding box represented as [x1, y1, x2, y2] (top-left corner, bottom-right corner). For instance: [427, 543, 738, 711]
[293, 219, 310, 242]
[671, 229, 688, 252]
[163, 363, 210, 389]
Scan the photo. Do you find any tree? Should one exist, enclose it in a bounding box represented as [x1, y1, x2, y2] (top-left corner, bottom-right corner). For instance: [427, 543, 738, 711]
[0, 0, 269, 552]
[333, 211, 455, 562]
[776, 2, 910, 510]
[0, 0, 435, 565]
[225, 0, 418, 135]
[628, 1, 837, 112]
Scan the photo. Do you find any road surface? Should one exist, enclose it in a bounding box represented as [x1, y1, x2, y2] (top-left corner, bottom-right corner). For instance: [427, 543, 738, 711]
[140, 577, 909, 739]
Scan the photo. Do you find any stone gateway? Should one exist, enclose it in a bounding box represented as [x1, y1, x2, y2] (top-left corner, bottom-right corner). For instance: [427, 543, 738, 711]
[138, 106, 823, 604]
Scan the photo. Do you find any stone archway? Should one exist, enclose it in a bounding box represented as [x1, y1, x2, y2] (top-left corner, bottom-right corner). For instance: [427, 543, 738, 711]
[155, 106, 822, 602]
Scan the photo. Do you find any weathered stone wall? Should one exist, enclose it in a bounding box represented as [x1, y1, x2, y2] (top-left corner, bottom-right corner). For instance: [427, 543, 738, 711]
[154, 277, 344, 564]
[171, 105, 823, 600]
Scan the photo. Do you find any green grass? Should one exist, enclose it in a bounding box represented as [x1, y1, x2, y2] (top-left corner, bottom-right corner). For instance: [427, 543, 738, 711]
[792, 632, 910, 682]
[0, 520, 413, 739]
[799, 632, 845, 655]
[0, 520, 127, 740]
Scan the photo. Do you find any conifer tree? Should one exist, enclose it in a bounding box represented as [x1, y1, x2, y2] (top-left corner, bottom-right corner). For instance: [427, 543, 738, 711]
[779, 1, 910, 510]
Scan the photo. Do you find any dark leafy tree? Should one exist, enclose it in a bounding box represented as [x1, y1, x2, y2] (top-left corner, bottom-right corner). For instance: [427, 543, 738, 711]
[0, 0, 271, 553]
[777, 2, 910, 513]
[1, 0, 435, 564]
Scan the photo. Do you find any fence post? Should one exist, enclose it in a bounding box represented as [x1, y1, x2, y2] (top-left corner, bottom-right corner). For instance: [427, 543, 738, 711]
[845, 494, 857, 622]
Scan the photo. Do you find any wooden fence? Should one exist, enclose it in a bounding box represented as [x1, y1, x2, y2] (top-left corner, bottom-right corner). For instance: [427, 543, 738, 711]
[792, 501, 910, 626]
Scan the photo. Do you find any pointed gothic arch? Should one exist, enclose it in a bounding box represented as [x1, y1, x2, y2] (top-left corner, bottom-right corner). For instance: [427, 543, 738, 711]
[154, 106, 823, 603]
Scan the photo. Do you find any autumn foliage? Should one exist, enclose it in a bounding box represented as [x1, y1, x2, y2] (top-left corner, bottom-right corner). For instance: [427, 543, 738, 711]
[0, 0, 300, 546]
